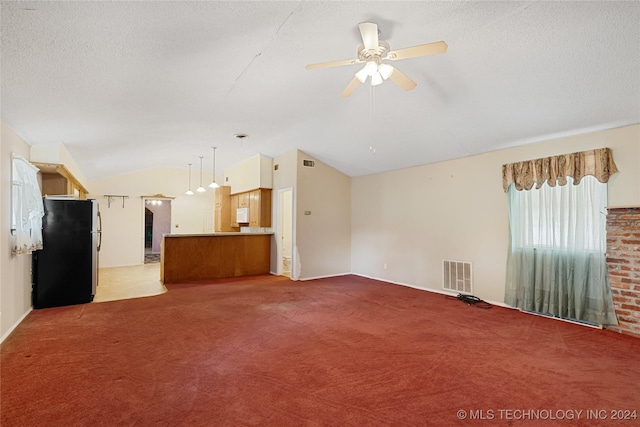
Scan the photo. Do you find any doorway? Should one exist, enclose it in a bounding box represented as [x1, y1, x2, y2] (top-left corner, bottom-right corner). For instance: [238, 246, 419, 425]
[277, 188, 293, 277]
[142, 198, 172, 264]
[145, 208, 153, 252]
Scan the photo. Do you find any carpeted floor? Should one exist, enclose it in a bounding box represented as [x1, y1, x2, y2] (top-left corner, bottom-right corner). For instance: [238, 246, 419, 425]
[2, 274, 639, 426]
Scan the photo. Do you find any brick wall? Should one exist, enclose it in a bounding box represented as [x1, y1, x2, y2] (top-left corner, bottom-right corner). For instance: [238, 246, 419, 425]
[606, 207, 640, 338]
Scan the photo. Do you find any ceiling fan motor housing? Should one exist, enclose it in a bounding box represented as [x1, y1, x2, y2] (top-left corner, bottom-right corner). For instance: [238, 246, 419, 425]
[358, 40, 390, 64]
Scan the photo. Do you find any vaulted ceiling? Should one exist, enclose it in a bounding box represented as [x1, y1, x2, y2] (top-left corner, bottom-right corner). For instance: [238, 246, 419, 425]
[2, 1, 639, 180]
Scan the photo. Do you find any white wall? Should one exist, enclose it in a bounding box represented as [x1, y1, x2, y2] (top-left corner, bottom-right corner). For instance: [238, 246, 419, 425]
[88, 168, 214, 268]
[351, 124, 640, 304]
[271, 150, 298, 276]
[224, 154, 273, 193]
[1, 122, 34, 340]
[296, 151, 351, 280]
[270, 149, 351, 280]
[30, 143, 89, 188]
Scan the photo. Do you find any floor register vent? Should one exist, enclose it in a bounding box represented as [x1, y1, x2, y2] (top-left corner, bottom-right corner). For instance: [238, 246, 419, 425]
[443, 260, 473, 294]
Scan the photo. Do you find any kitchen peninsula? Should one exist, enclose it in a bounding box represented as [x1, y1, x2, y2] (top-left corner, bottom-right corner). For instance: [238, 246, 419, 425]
[161, 232, 272, 284]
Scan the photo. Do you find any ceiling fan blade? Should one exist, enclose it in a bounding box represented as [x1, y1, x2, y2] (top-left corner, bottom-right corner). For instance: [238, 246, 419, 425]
[387, 41, 448, 61]
[340, 77, 361, 98]
[305, 58, 361, 70]
[359, 22, 379, 50]
[388, 67, 417, 91]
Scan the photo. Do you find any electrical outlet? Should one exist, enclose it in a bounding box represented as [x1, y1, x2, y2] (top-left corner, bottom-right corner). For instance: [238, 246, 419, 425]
[383, 263, 387, 269]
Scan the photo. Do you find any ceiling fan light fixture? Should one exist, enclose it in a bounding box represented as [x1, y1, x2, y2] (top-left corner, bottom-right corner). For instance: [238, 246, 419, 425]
[378, 63, 394, 80]
[364, 60, 378, 76]
[355, 66, 369, 83]
[371, 71, 384, 86]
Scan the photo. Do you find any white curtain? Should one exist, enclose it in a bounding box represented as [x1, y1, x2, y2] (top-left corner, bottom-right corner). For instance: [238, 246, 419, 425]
[11, 154, 44, 255]
[505, 175, 618, 325]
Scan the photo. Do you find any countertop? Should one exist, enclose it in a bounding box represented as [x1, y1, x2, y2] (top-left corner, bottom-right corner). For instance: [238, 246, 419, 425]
[164, 232, 274, 238]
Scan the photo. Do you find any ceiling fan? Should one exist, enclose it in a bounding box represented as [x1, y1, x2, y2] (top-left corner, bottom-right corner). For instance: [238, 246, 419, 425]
[305, 22, 447, 98]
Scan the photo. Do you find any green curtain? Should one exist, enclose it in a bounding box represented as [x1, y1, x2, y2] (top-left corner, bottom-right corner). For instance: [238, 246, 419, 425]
[504, 176, 618, 325]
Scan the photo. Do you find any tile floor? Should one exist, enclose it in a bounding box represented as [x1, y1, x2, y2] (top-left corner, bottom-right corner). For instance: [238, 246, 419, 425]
[93, 263, 167, 303]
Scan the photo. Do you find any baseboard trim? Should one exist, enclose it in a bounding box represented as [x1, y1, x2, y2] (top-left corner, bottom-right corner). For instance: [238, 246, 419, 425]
[352, 273, 513, 308]
[351, 273, 601, 328]
[298, 272, 351, 281]
[351, 273, 468, 298]
[520, 309, 602, 329]
[1, 307, 32, 344]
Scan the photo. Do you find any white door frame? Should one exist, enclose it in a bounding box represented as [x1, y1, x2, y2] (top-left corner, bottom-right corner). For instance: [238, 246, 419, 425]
[276, 187, 294, 277]
[141, 197, 173, 264]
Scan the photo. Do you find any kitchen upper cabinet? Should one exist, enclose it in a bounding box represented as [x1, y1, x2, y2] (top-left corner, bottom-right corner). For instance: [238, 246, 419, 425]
[238, 192, 249, 208]
[249, 189, 272, 227]
[214, 186, 233, 232]
[34, 162, 88, 199]
[230, 193, 240, 228]
[229, 188, 272, 228]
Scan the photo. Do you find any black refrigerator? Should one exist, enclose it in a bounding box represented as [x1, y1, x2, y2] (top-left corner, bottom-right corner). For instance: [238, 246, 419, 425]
[32, 198, 101, 309]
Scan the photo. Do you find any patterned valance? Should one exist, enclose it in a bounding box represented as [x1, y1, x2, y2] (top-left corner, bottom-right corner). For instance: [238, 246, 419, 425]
[502, 147, 618, 192]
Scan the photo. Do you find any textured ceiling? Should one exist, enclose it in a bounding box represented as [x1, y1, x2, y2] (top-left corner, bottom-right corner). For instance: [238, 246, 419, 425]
[1, 1, 639, 180]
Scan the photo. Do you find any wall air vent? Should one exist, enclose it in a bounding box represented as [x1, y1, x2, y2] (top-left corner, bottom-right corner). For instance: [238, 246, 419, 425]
[302, 160, 315, 167]
[274, 164, 279, 171]
[443, 260, 473, 294]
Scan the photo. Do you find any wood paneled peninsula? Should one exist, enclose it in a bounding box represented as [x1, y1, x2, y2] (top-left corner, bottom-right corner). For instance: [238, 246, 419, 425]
[161, 232, 273, 284]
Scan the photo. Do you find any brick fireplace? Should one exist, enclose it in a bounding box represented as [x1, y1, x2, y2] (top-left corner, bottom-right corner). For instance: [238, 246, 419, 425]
[606, 207, 640, 338]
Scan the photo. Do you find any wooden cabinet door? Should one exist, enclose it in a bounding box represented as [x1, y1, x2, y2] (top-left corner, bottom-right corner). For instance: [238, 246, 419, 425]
[248, 189, 272, 227]
[249, 190, 260, 227]
[214, 206, 222, 231]
[214, 186, 232, 232]
[230, 194, 239, 228]
[238, 192, 249, 208]
[260, 189, 272, 228]
[41, 173, 68, 196]
[214, 187, 224, 208]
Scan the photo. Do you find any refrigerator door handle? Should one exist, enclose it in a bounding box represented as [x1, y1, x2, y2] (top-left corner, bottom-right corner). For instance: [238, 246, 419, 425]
[97, 211, 102, 252]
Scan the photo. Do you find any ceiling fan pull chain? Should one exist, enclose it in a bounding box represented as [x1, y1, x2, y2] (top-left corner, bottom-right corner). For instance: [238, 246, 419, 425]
[369, 83, 377, 125]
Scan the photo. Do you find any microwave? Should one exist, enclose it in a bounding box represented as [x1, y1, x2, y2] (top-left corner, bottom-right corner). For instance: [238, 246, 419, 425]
[236, 207, 249, 223]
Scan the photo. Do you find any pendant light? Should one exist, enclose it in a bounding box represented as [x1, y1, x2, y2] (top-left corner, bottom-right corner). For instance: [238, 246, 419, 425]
[196, 156, 206, 193]
[208, 146, 219, 188]
[185, 163, 194, 196]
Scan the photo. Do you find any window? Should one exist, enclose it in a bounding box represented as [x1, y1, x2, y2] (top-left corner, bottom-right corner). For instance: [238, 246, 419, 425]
[508, 176, 607, 252]
[503, 150, 619, 326]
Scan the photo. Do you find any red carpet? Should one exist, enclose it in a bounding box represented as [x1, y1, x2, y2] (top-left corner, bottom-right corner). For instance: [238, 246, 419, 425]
[2, 274, 639, 426]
